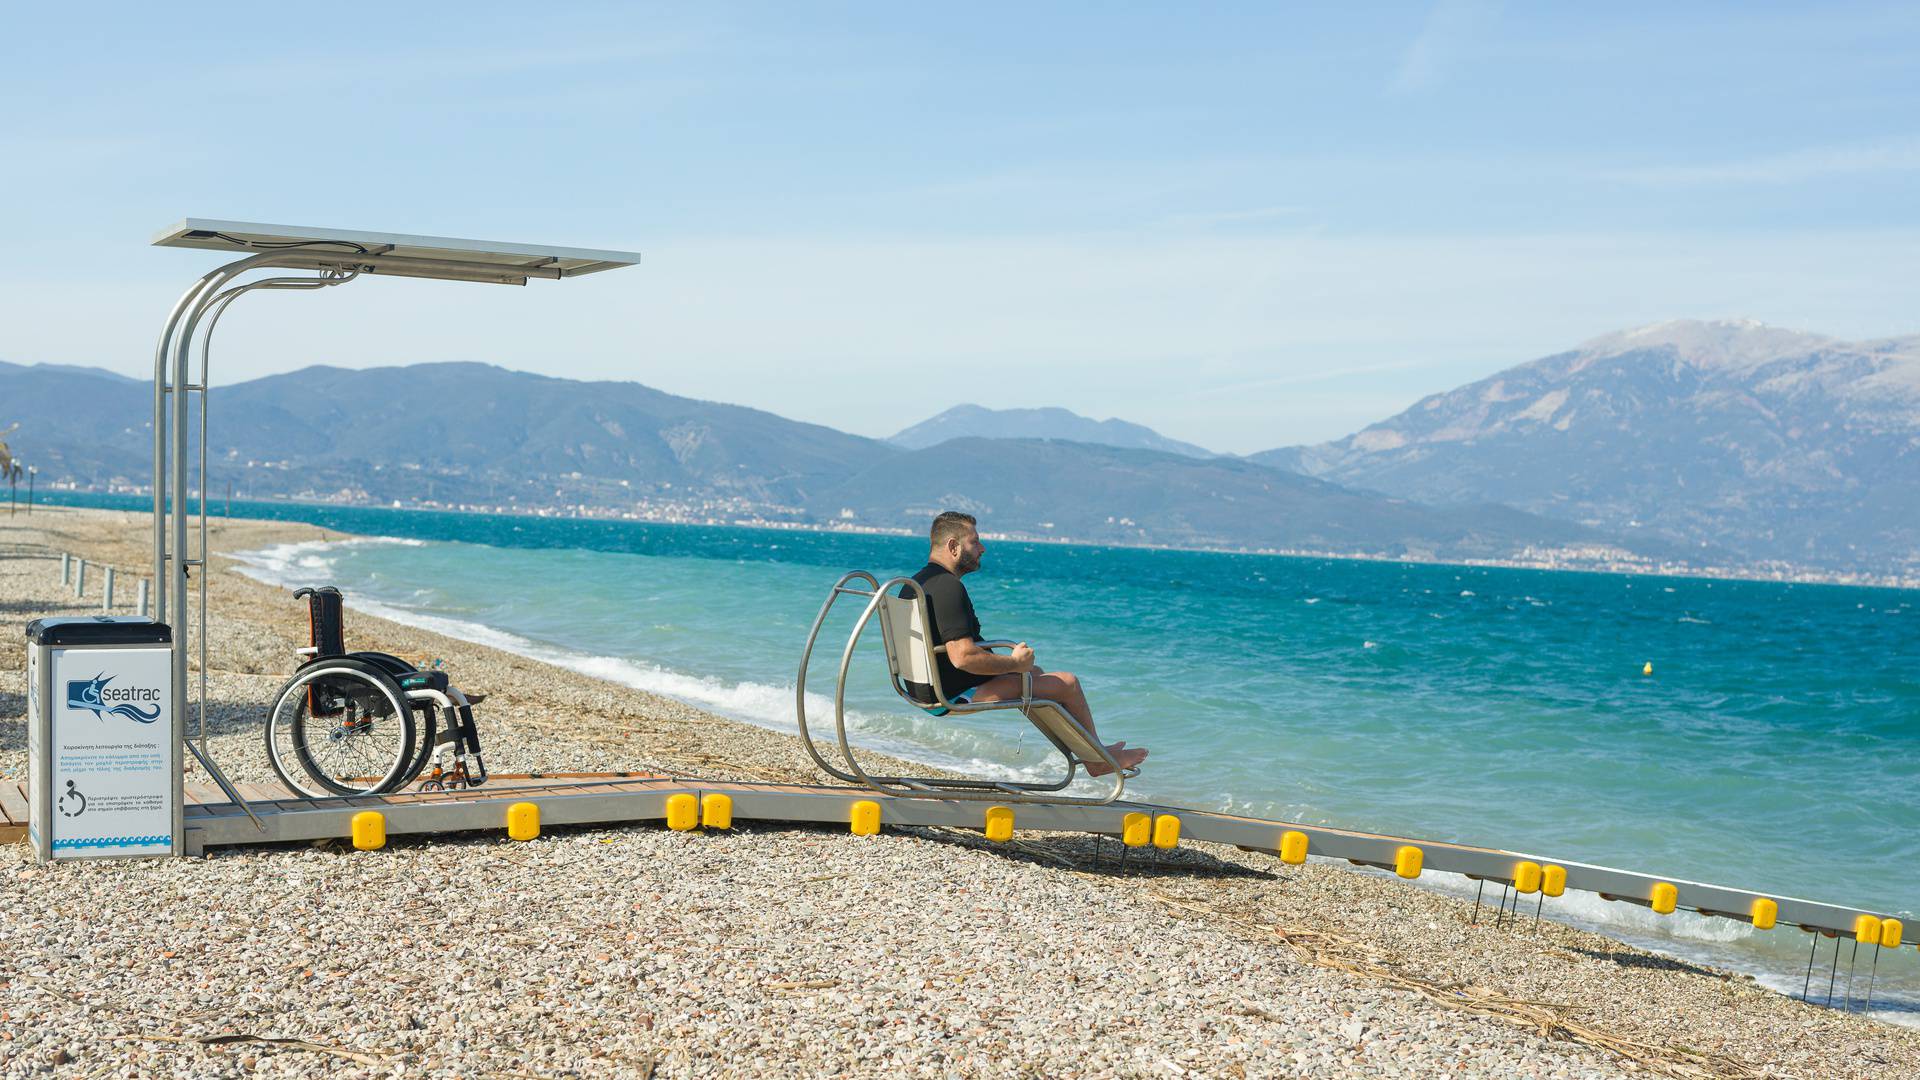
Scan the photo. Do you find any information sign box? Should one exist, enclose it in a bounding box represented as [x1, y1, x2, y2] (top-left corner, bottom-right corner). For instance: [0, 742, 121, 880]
[26, 617, 177, 860]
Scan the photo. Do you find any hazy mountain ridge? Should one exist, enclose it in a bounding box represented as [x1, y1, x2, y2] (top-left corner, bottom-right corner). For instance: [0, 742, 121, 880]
[1251, 320, 1920, 571]
[215, 363, 892, 506]
[889, 404, 1214, 457]
[815, 437, 1606, 557]
[3, 361, 1616, 563]
[2, 361, 893, 508]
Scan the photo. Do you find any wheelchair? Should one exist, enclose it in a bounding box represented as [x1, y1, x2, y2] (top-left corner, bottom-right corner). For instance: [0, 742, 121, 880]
[264, 586, 489, 798]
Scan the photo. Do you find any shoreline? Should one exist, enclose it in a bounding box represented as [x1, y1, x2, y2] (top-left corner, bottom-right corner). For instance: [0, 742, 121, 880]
[36, 487, 1920, 594]
[4, 505, 1917, 1077]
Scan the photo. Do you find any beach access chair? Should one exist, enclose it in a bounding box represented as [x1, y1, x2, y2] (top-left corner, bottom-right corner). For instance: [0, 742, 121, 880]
[795, 571, 1140, 805]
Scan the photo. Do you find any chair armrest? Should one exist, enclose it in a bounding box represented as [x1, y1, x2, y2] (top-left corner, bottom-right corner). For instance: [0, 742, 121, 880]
[935, 640, 1017, 655]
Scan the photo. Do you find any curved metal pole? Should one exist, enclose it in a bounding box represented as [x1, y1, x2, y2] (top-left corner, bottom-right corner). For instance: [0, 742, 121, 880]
[831, 585, 900, 793]
[151, 268, 233, 621]
[151, 256, 349, 610]
[148, 254, 285, 842]
[157, 255, 283, 583]
[188, 273, 354, 757]
[165, 255, 284, 769]
[152, 254, 361, 836]
[794, 571, 879, 785]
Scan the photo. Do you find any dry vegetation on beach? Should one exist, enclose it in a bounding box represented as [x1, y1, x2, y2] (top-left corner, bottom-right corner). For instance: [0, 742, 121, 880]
[1, 506, 1915, 1078]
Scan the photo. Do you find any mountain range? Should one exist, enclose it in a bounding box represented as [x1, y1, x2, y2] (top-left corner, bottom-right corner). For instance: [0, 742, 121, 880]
[1251, 320, 1920, 574]
[5, 318, 1915, 576]
[0, 358, 1610, 562]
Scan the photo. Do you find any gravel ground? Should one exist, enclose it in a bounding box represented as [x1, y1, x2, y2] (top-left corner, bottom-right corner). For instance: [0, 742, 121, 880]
[1, 506, 1915, 1078]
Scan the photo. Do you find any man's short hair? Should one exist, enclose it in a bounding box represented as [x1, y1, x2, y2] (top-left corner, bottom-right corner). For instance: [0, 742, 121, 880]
[930, 510, 977, 549]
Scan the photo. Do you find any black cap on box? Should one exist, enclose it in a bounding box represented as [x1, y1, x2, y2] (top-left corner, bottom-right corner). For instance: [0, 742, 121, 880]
[25, 617, 172, 647]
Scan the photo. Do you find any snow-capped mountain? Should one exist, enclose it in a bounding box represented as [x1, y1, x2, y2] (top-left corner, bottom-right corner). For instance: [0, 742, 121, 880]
[1251, 320, 1920, 572]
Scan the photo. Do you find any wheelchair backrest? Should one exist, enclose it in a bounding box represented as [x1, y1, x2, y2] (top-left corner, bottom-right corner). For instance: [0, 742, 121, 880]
[296, 586, 346, 658]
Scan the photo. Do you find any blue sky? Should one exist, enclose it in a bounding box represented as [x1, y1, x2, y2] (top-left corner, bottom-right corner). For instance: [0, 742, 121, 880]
[3, 2, 1917, 451]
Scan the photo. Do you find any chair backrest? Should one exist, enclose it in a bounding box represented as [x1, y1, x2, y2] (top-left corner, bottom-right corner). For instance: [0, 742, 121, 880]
[876, 591, 941, 698]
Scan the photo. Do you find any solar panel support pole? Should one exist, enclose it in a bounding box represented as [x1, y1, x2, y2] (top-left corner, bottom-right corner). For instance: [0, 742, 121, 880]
[153, 250, 307, 836]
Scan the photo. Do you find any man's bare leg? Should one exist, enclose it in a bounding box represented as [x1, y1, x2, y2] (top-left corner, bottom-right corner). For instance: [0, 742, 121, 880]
[970, 669, 1148, 773]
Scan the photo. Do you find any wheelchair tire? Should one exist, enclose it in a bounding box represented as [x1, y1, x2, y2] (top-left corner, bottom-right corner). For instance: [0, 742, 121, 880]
[265, 657, 421, 797]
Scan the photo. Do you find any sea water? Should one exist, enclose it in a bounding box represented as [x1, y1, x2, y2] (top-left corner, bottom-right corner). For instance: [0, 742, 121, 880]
[46, 493, 1920, 1019]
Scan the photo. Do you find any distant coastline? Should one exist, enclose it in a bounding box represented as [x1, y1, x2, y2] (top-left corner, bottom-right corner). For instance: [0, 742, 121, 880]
[34, 485, 1920, 592]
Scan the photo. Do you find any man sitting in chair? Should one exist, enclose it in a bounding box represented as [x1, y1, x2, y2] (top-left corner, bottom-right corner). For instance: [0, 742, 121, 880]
[908, 510, 1148, 776]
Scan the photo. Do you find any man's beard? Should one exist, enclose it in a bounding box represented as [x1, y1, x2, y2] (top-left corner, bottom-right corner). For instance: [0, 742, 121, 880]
[957, 549, 981, 574]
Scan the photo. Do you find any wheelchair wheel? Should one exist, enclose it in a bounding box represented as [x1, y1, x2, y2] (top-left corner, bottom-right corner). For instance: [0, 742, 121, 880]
[265, 657, 420, 797]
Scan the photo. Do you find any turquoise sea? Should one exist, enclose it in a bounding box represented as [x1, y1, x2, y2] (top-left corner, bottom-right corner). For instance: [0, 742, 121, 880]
[43, 492, 1920, 1020]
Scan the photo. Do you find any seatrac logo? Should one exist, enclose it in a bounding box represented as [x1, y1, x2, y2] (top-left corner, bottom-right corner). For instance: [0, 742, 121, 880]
[66, 673, 162, 723]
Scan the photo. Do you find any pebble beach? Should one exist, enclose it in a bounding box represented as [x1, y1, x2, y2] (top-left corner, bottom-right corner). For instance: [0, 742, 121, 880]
[3, 506, 1916, 1078]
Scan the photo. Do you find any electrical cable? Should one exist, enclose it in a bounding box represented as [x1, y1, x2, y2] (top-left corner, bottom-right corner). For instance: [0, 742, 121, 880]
[206, 231, 370, 255]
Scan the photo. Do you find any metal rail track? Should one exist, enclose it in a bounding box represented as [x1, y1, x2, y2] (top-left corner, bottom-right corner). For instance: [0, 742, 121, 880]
[180, 771, 1907, 947]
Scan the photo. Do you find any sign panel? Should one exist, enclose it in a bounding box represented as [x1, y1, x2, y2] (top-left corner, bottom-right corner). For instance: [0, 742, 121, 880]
[47, 646, 174, 857]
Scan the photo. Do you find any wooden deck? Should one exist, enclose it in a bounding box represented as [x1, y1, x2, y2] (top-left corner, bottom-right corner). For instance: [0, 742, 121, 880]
[0, 778, 27, 846]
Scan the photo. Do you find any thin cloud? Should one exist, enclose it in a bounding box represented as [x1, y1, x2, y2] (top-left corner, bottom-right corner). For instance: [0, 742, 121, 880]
[1611, 136, 1920, 187]
[1186, 358, 1432, 398]
[0, 133, 171, 165]
[188, 33, 714, 91]
[1392, 0, 1501, 94]
[1158, 206, 1313, 230]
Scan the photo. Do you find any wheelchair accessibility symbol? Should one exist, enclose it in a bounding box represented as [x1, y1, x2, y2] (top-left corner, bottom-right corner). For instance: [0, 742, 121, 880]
[58, 780, 87, 818]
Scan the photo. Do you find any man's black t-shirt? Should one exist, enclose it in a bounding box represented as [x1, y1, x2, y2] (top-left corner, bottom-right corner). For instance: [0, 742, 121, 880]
[905, 562, 990, 702]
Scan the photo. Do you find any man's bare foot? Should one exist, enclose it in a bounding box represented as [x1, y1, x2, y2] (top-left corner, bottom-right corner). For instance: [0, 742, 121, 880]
[1085, 743, 1148, 776]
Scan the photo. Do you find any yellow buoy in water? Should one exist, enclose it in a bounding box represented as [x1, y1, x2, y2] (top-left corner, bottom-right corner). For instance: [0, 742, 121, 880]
[1642, 661, 1653, 676]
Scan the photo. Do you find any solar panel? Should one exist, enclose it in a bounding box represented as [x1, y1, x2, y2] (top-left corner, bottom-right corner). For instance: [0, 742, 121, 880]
[152, 218, 641, 285]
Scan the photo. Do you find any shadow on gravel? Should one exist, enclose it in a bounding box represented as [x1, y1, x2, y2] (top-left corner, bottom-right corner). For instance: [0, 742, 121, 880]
[1567, 945, 1726, 978]
[191, 693, 275, 735]
[893, 822, 1278, 880]
[0, 692, 22, 746]
[191, 817, 1287, 884]
[0, 599, 78, 615]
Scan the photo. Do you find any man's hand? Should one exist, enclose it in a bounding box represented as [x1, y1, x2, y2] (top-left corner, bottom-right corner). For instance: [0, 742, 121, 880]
[1010, 643, 1035, 670]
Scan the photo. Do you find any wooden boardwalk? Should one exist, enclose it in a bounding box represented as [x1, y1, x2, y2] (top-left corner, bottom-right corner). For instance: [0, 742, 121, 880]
[0, 779, 26, 846]
[0, 771, 669, 847]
